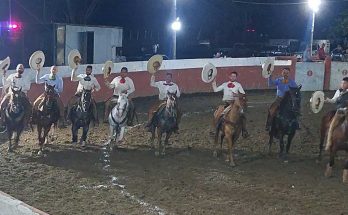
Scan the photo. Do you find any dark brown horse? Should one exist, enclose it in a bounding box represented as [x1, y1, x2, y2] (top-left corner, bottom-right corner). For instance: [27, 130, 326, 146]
[150, 91, 179, 156]
[320, 109, 348, 183]
[31, 84, 60, 155]
[212, 96, 247, 166]
[3, 87, 26, 152]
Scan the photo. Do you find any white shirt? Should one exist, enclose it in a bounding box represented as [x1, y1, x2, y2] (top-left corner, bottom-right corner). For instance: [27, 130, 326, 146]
[71, 69, 101, 93]
[326, 89, 348, 103]
[2, 73, 31, 94]
[107, 76, 135, 96]
[212, 81, 245, 101]
[150, 76, 180, 100]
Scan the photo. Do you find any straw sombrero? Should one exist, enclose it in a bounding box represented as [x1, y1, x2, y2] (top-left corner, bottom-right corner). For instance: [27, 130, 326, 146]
[0, 56, 10, 73]
[201, 63, 217, 83]
[68, 49, 81, 69]
[147, 54, 163, 74]
[29, 51, 45, 70]
[310, 91, 325, 113]
[103, 60, 114, 78]
[261, 58, 275, 78]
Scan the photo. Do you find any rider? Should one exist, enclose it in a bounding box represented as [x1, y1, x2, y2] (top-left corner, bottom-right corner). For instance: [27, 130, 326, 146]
[104, 67, 135, 125]
[266, 68, 298, 131]
[0, 64, 32, 131]
[34, 66, 65, 127]
[146, 72, 181, 132]
[212, 71, 249, 138]
[325, 77, 348, 150]
[67, 65, 101, 124]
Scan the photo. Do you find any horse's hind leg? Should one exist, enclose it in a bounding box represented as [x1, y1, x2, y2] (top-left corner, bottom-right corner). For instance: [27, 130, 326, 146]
[325, 151, 336, 178]
[343, 159, 348, 183]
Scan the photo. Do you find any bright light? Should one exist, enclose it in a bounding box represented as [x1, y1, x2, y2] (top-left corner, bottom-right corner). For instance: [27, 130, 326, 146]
[308, 0, 321, 13]
[171, 18, 181, 31]
[8, 23, 19, 30]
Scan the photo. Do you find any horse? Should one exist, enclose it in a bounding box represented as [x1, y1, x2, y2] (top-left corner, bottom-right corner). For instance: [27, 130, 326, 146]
[212, 96, 247, 166]
[107, 94, 129, 150]
[150, 91, 178, 156]
[320, 108, 348, 183]
[31, 84, 60, 154]
[3, 87, 26, 152]
[268, 85, 302, 160]
[69, 88, 93, 147]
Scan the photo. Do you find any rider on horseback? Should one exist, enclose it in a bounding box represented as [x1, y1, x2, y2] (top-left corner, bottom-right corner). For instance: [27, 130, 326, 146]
[146, 72, 181, 133]
[266, 68, 299, 131]
[104, 67, 135, 125]
[212, 71, 249, 138]
[34, 66, 65, 127]
[67, 65, 100, 125]
[0, 64, 32, 132]
[325, 77, 348, 150]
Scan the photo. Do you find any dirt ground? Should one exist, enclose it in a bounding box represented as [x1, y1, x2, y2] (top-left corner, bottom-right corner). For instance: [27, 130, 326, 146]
[0, 91, 347, 215]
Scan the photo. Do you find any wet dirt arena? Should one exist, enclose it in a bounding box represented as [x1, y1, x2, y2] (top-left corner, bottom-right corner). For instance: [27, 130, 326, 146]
[0, 91, 347, 215]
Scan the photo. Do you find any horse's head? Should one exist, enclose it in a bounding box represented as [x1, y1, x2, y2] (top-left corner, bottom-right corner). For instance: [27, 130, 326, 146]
[9, 87, 23, 114]
[44, 83, 56, 109]
[80, 88, 92, 112]
[115, 94, 128, 118]
[166, 91, 177, 108]
[287, 85, 302, 115]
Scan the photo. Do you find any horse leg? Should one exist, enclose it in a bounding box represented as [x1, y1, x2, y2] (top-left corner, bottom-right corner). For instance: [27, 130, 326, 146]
[150, 127, 156, 148]
[37, 125, 44, 154]
[279, 134, 285, 159]
[225, 134, 235, 167]
[71, 124, 78, 144]
[81, 125, 89, 147]
[267, 134, 274, 155]
[325, 150, 335, 178]
[285, 132, 295, 159]
[213, 127, 221, 158]
[162, 132, 172, 156]
[7, 129, 13, 152]
[342, 159, 348, 184]
[155, 129, 162, 157]
[14, 125, 23, 148]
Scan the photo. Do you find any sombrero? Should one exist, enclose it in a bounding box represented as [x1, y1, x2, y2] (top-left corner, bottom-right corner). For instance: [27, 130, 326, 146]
[147, 54, 163, 74]
[310, 91, 325, 114]
[0, 56, 10, 74]
[261, 58, 275, 78]
[103, 60, 114, 78]
[201, 63, 217, 83]
[29, 51, 45, 70]
[68, 49, 81, 69]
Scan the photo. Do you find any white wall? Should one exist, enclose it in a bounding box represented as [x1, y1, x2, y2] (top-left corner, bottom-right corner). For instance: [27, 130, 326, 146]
[295, 62, 325, 91]
[329, 62, 348, 90]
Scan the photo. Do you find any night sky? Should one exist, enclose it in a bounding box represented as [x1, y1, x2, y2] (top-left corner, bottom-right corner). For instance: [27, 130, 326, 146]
[0, 0, 347, 40]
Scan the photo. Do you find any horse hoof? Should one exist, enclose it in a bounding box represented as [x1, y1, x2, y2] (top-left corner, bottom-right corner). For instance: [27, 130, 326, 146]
[325, 164, 333, 178]
[161, 152, 166, 156]
[155, 151, 159, 157]
[343, 170, 348, 184]
[7, 147, 12, 153]
[72, 142, 77, 145]
[229, 162, 236, 167]
[213, 151, 218, 158]
[38, 150, 43, 156]
[81, 141, 86, 147]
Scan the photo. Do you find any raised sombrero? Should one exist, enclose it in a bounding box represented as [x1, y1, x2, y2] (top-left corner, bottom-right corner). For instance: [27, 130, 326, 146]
[201, 63, 217, 83]
[261, 58, 275, 78]
[68, 49, 82, 69]
[310, 91, 325, 113]
[0, 56, 10, 75]
[103, 60, 114, 78]
[147, 54, 163, 74]
[29, 51, 45, 70]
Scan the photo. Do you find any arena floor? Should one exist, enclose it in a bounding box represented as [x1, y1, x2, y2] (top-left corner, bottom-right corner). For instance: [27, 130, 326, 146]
[0, 91, 347, 215]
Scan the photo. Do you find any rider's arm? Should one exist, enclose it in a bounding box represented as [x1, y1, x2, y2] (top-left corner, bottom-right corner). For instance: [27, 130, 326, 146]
[2, 74, 12, 92]
[127, 78, 135, 95]
[35, 70, 42, 84]
[105, 77, 116, 89]
[326, 89, 340, 103]
[57, 77, 64, 94]
[22, 77, 31, 93]
[150, 75, 158, 87]
[289, 80, 298, 88]
[238, 83, 246, 95]
[93, 77, 101, 92]
[212, 80, 224, 92]
[71, 68, 82, 82]
[175, 84, 181, 98]
[268, 76, 278, 87]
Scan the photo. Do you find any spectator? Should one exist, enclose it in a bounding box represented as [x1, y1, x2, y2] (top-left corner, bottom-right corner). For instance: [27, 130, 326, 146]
[318, 43, 326, 60]
[303, 46, 312, 62]
[331, 44, 344, 61]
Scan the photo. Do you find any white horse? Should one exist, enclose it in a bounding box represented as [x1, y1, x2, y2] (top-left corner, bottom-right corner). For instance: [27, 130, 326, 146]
[107, 94, 129, 150]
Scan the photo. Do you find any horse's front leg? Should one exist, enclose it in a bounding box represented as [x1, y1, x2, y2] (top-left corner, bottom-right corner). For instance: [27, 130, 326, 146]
[225, 132, 235, 167]
[267, 133, 274, 155]
[13, 126, 23, 149]
[7, 129, 13, 152]
[325, 150, 336, 178]
[150, 127, 156, 148]
[279, 133, 285, 159]
[285, 132, 295, 159]
[71, 124, 78, 144]
[155, 129, 162, 157]
[213, 126, 221, 158]
[81, 124, 90, 147]
[162, 132, 172, 156]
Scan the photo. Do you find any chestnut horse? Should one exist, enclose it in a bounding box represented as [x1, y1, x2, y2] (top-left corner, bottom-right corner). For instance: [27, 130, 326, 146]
[213, 96, 247, 166]
[320, 109, 348, 183]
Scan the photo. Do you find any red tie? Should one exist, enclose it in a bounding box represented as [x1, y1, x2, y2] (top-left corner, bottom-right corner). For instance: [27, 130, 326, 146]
[227, 82, 235, 88]
[120, 78, 126, 84]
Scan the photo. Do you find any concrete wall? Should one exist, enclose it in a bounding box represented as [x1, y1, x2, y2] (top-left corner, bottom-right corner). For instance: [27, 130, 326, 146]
[329, 62, 348, 90]
[65, 25, 123, 64]
[0, 191, 48, 215]
[295, 62, 325, 91]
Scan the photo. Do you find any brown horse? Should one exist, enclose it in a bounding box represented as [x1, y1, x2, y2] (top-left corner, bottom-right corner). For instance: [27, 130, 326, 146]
[213, 97, 247, 166]
[31, 84, 60, 154]
[320, 109, 348, 183]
